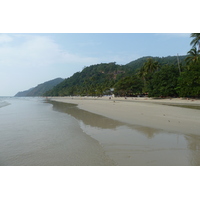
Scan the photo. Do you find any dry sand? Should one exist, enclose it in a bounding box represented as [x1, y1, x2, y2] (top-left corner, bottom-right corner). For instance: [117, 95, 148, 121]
[49, 96, 200, 136]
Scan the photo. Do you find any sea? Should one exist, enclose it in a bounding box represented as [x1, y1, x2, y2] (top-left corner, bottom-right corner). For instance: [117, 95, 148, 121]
[1, 96, 200, 166]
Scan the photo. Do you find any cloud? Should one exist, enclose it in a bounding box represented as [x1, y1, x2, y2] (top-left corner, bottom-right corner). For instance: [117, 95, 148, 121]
[0, 34, 99, 95]
[0, 34, 98, 69]
[0, 34, 13, 43]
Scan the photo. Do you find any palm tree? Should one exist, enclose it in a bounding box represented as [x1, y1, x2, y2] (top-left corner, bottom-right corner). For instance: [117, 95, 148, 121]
[190, 33, 200, 51]
[137, 65, 147, 78]
[185, 47, 200, 65]
[137, 65, 148, 93]
[137, 58, 160, 93]
[143, 58, 160, 73]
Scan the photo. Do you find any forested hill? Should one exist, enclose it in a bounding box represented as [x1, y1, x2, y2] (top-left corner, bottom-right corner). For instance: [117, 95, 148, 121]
[15, 88, 34, 97]
[44, 62, 125, 96]
[125, 55, 187, 70]
[44, 55, 187, 97]
[15, 78, 64, 97]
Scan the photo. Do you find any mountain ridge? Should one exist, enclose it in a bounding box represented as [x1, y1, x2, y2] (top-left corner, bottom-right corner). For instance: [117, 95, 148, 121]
[15, 55, 188, 97]
[44, 55, 187, 96]
[15, 78, 64, 97]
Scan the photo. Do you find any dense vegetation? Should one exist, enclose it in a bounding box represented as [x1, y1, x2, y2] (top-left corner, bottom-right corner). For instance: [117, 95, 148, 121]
[44, 33, 200, 98]
[44, 56, 186, 97]
[45, 62, 126, 96]
[147, 33, 200, 98]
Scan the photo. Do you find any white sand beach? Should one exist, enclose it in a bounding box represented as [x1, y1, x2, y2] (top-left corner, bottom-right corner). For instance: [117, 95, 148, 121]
[46, 96, 200, 166]
[49, 96, 200, 136]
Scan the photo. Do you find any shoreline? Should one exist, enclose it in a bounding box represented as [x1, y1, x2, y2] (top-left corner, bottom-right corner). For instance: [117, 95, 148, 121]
[49, 96, 200, 136]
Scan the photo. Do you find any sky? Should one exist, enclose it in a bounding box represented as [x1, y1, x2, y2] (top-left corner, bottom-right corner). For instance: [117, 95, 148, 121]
[0, 0, 198, 96]
[0, 33, 192, 96]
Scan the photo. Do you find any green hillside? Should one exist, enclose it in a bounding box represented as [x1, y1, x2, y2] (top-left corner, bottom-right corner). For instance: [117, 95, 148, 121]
[125, 55, 187, 70]
[44, 55, 187, 97]
[44, 62, 125, 96]
[17, 33, 200, 98]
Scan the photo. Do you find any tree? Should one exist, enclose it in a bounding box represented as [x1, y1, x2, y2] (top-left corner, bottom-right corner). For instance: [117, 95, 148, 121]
[148, 65, 179, 97]
[176, 64, 200, 97]
[185, 47, 200, 65]
[190, 33, 200, 51]
[143, 58, 160, 73]
[137, 58, 160, 93]
[114, 75, 143, 96]
[137, 65, 148, 93]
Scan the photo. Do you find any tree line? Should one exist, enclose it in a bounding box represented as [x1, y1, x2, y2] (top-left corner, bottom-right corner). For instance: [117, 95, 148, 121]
[44, 33, 200, 98]
[136, 33, 200, 98]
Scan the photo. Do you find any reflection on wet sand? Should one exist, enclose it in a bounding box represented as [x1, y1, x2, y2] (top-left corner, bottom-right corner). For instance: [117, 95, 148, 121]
[48, 100, 200, 166]
[50, 100, 125, 129]
[49, 100, 160, 138]
[127, 124, 161, 139]
[184, 134, 200, 165]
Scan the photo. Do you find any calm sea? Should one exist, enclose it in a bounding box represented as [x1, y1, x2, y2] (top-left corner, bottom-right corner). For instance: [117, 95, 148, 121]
[1, 97, 200, 166]
[0, 97, 113, 166]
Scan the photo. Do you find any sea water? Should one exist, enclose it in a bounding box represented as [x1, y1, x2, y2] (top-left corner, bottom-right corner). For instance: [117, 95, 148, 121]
[1, 97, 200, 166]
[0, 97, 113, 166]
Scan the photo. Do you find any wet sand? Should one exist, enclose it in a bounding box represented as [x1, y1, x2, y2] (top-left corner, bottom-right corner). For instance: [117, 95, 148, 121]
[0, 98, 114, 166]
[50, 96, 200, 136]
[48, 97, 200, 166]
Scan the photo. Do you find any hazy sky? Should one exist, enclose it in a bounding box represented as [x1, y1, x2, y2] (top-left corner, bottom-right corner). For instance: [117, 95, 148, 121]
[0, 1, 196, 96]
[0, 33, 192, 96]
